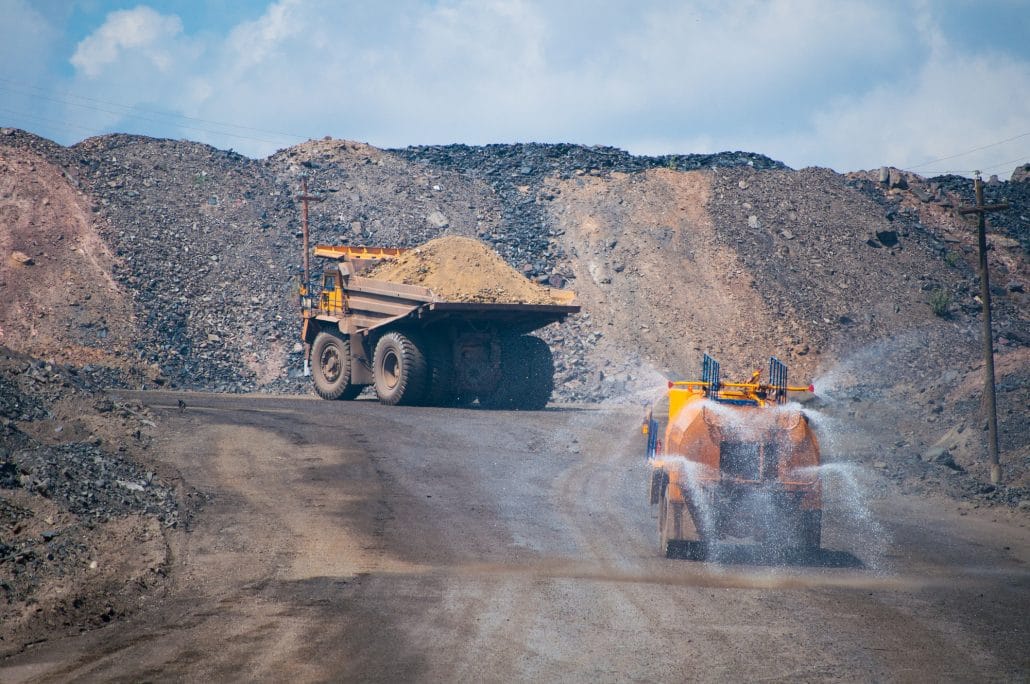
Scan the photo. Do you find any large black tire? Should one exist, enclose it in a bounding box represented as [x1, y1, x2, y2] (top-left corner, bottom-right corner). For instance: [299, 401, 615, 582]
[373, 331, 428, 406]
[798, 509, 822, 551]
[480, 335, 554, 410]
[423, 334, 456, 406]
[513, 335, 554, 410]
[660, 486, 707, 560]
[659, 488, 674, 557]
[649, 469, 664, 506]
[339, 382, 364, 401]
[311, 331, 362, 400]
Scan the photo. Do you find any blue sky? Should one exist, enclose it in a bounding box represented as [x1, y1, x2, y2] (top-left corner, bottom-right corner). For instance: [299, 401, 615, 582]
[2, 0, 1028, 176]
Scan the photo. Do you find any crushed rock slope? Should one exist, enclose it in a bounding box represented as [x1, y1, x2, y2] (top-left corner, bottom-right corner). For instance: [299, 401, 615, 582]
[0, 128, 1026, 500]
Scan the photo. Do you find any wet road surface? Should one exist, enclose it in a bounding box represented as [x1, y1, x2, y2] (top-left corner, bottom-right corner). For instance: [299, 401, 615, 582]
[3, 392, 1028, 681]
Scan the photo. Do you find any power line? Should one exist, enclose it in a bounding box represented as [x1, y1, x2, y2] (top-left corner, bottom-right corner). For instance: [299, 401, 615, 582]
[0, 81, 306, 146]
[0, 85, 292, 145]
[0, 77, 309, 142]
[0, 103, 297, 153]
[981, 153, 1030, 173]
[918, 151, 1030, 177]
[2, 76, 1026, 173]
[902, 130, 1030, 171]
[0, 106, 102, 135]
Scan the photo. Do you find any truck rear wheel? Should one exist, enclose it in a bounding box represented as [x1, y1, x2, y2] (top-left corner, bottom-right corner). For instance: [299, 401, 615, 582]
[373, 331, 428, 406]
[798, 510, 821, 551]
[423, 334, 456, 407]
[513, 335, 554, 410]
[655, 488, 688, 560]
[660, 487, 706, 560]
[311, 331, 362, 400]
[480, 335, 554, 410]
[659, 489, 674, 556]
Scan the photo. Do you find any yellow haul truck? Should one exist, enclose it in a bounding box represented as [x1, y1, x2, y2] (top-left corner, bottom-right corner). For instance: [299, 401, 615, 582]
[299, 245, 579, 408]
[644, 354, 821, 559]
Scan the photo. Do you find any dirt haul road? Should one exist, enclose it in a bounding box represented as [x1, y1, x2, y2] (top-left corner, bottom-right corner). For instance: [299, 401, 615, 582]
[2, 393, 1027, 682]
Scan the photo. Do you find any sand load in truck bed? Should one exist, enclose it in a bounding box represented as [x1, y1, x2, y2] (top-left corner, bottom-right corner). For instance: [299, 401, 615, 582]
[365, 236, 559, 305]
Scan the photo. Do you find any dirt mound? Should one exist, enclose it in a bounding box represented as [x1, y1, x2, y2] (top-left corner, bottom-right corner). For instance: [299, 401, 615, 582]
[269, 137, 498, 250]
[542, 164, 1027, 504]
[366, 236, 561, 304]
[0, 145, 138, 371]
[281, 137, 389, 167]
[546, 168, 786, 383]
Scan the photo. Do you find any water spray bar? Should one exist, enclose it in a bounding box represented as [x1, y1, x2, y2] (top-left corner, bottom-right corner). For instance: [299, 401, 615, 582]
[667, 380, 815, 393]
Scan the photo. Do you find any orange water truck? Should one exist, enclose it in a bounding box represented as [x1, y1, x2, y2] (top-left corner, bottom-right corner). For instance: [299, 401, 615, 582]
[644, 354, 821, 559]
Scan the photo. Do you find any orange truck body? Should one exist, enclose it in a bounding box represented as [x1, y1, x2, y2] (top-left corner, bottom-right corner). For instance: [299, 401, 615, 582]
[298, 244, 579, 407]
[645, 355, 821, 558]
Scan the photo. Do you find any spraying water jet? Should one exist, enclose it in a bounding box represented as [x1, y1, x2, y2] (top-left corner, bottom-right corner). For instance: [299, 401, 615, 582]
[644, 354, 822, 560]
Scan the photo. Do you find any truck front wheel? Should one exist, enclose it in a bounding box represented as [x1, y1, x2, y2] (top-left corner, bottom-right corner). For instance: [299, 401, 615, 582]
[373, 331, 428, 405]
[311, 331, 362, 400]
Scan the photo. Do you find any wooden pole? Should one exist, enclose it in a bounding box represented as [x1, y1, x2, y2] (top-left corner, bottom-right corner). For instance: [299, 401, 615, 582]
[296, 177, 324, 377]
[958, 172, 1009, 485]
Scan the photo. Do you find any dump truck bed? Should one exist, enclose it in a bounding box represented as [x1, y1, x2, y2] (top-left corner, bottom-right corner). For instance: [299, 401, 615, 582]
[307, 273, 579, 337]
[301, 231, 579, 407]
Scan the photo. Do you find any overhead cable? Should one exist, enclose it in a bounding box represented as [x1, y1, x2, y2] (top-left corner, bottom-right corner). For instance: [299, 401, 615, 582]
[902, 131, 1030, 171]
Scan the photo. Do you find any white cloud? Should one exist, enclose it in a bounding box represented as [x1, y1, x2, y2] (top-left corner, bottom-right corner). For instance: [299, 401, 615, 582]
[37, 0, 1030, 174]
[222, 0, 304, 73]
[746, 14, 1030, 173]
[62, 5, 209, 143]
[71, 6, 186, 78]
[187, 0, 919, 149]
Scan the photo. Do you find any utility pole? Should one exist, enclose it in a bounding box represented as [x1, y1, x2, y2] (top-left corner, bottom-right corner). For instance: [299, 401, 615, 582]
[296, 176, 324, 377]
[297, 175, 324, 288]
[958, 171, 1009, 485]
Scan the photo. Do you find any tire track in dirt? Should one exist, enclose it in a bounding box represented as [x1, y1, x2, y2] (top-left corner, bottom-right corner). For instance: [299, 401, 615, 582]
[5, 394, 1027, 682]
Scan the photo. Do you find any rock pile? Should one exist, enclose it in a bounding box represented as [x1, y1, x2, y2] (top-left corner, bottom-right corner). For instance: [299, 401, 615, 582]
[385, 145, 788, 401]
[928, 172, 1030, 253]
[73, 134, 299, 392]
[0, 346, 185, 646]
[0, 141, 141, 372]
[0, 131, 794, 398]
[2, 129, 1025, 375]
[389, 143, 786, 283]
[844, 167, 1029, 349]
[0, 128, 1026, 503]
